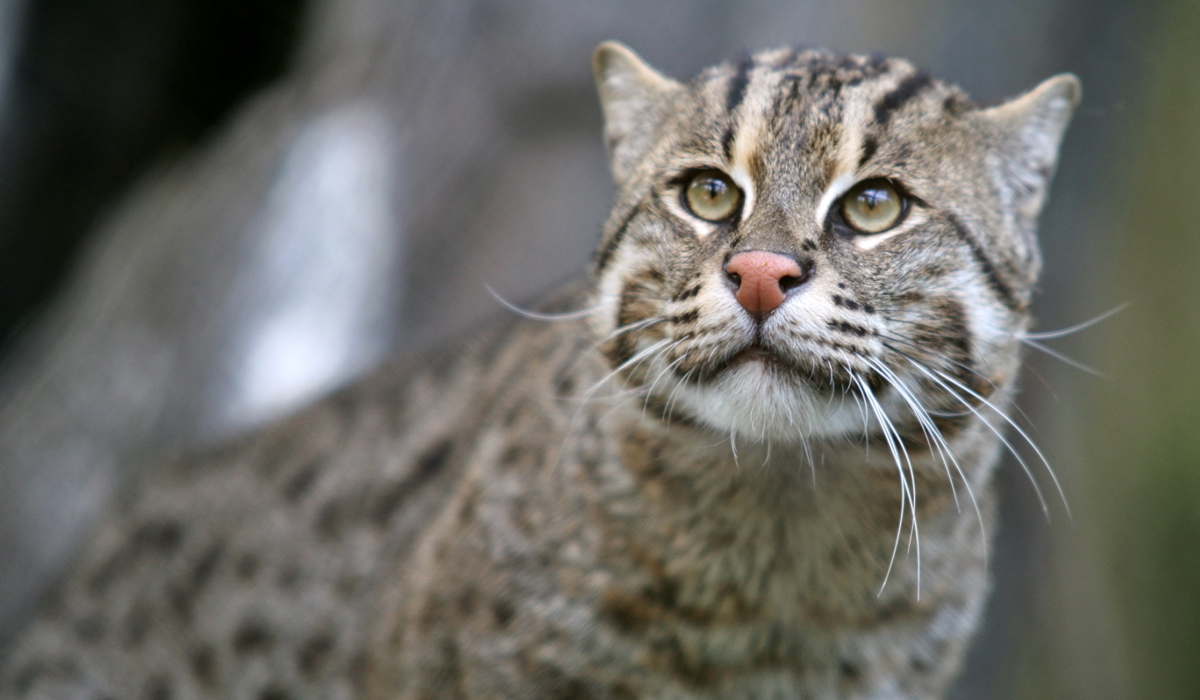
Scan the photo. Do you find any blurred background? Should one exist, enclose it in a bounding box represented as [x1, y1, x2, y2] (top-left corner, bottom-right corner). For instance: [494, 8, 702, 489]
[0, 0, 1193, 697]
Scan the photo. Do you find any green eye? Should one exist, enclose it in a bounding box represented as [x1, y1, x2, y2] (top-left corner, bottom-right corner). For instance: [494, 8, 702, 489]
[841, 179, 906, 234]
[683, 170, 742, 222]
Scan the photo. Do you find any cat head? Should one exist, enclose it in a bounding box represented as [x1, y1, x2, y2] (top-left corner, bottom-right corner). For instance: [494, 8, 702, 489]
[590, 42, 1078, 444]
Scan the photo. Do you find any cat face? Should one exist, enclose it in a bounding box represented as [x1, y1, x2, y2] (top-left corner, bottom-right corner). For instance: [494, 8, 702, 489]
[590, 43, 1078, 444]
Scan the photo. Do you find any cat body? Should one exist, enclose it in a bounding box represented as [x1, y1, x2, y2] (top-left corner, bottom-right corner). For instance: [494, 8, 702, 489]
[1, 44, 1078, 699]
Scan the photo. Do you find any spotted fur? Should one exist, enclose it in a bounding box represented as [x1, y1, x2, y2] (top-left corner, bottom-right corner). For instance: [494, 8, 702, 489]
[1, 44, 1077, 699]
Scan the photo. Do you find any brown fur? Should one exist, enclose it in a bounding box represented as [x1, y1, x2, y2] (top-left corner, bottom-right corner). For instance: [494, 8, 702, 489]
[1, 43, 1078, 699]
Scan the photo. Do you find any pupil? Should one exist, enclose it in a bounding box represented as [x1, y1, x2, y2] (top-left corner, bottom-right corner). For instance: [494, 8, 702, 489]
[861, 189, 885, 210]
[706, 179, 723, 199]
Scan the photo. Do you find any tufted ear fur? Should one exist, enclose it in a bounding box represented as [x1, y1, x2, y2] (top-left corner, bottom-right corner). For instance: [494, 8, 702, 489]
[977, 74, 1081, 225]
[593, 42, 679, 184]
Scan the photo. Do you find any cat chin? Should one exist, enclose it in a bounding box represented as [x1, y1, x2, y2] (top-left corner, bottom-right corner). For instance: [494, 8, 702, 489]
[668, 360, 872, 443]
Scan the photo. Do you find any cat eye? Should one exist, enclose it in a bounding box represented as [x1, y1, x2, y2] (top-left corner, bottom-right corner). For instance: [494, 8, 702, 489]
[840, 179, 907, 234]
[683, 170, 742, 222]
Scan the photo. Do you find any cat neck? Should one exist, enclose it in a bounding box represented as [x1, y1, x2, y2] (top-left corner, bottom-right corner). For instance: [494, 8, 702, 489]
[584, 404, 994, 637]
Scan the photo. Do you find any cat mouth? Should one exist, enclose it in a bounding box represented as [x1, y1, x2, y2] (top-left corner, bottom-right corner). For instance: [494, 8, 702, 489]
[683, 334, 887, 397]
[725, 343, 788, 368]
[705, 341, 841, 389]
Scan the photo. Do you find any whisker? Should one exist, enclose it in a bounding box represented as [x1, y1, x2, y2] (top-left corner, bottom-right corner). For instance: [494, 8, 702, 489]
[1019, 337, 1103, 377]
[877, 335, 1041, 430]
[559, 339, 682, 461]
[904, 359, 1069, 519]
[853, 372, 919, 598]
[661, 367, 698, 424]
[867, 357, 989, 563]
[1019, 303, 1128, 340]
[581, 338, 680, 404]
[800, 438, 816, 486]
[552, 317, 672, 405]
[601, 316, 668, 342]
[865, 358, 958, 507]
[486, 285, 603, 321]
[936, 366, 1070, 519]
[641, 355, 687, 418]
[873, 370, 923, 587]
[874, 329, 999, 396]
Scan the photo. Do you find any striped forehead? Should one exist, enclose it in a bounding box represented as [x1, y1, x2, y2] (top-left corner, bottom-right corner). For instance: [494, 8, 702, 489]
[702, 49, 936, 200]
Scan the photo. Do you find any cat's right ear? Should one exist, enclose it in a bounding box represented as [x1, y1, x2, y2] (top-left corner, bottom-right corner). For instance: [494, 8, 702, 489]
[976, 74, 1081, 221]
[593, 42, 678, 184]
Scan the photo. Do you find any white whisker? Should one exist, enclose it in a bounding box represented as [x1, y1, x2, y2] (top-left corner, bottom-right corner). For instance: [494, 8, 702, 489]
[853, 372, 920, 598]
[486, 285, 602, 321]
[641, 355, 687, 418]
[801, 438, 816, 487]
[581, 338, 680, 404]
[870, 357, 989, 563]
[662, 369, 693, 421]
[1019, 303, 1128, 340]
[906, 361, 1070, 520]
[1019, 337, 1103, 377]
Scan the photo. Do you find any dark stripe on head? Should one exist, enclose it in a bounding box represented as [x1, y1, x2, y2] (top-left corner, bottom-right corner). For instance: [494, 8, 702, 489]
[594, 200, 644, 273]
[721, 127, 736, 162]
[944, 213, 1022, 311]
[720, 53, 755, 161]
[873, 71, 932, 127]
[766, 75, 809, 142]
[726, 52, 755, 113]
[858, 135, 879, 167]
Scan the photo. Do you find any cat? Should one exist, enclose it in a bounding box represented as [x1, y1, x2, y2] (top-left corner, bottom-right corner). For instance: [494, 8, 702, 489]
[0, 42, 1078, 699]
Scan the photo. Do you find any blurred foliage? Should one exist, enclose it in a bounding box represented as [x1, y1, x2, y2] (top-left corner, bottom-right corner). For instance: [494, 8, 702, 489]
[1085, 0, 1200, 697]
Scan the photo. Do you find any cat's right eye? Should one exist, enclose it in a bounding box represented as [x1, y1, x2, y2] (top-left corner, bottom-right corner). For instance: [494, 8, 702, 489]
[683, 170, 742, 222]
[840, 179, 906, 234]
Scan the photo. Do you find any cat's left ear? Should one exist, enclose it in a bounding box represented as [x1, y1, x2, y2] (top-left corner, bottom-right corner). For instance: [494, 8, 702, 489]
[593, 41, 680, 183]
[977, 74, 1081, 209]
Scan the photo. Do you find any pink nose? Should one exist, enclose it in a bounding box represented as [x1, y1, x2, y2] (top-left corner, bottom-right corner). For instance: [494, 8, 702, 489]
[724, 251, 808, 319]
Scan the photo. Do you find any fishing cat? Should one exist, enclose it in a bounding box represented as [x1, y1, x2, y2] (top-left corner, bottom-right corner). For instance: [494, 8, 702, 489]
[0, 42, 1078, 699]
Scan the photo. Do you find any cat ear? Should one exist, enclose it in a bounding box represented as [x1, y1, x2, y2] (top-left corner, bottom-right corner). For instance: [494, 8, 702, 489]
[978, 74, 1081, 210]
[593, 41, 678, 183]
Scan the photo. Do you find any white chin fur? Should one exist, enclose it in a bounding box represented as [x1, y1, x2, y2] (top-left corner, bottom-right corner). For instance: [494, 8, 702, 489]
[669, 360, 871, 443]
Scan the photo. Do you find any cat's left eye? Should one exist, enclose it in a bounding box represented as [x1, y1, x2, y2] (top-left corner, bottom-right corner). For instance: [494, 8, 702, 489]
[683, 170, 742, 222]
[840, 179, 907, 234]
